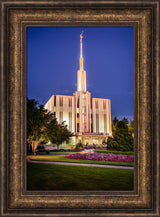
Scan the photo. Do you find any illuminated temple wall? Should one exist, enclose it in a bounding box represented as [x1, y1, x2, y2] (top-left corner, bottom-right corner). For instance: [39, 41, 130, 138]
[44, 95, 75, 133]
[92, 98, 112, 135]
[45, 94, 112, 136]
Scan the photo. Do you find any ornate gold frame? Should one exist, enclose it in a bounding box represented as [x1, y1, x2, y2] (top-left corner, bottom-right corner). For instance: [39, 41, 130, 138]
[0, 0, 159, 216]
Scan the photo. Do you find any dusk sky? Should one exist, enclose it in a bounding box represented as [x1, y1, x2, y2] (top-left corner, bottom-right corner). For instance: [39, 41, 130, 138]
[27, 26, 134, 121]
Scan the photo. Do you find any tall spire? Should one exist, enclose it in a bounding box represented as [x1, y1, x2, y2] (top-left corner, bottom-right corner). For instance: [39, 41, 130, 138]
[80, 32, 83, 57]
[80, 32, 83, 70]
[77, 32, 86, 92]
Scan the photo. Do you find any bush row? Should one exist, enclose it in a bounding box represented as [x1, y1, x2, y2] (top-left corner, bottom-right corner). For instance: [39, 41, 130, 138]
[94, 149, 134, 155]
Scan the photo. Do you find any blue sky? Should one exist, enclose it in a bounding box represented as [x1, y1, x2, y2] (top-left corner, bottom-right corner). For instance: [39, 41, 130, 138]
[27, 26, 134, 121]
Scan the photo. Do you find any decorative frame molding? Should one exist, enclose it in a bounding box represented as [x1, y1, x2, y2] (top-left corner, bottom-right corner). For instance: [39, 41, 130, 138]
[0, 0, 159, 216]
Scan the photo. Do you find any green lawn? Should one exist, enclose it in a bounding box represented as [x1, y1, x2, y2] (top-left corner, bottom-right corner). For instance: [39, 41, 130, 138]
[35, 151, 72, 155]
[27, 163, 134, 191]
[28, 155, 134, 167]
[94, 150, 134, 155]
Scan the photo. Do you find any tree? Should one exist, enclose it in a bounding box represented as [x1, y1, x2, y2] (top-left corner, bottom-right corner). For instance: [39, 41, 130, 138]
[44, 114, 58, 145]
[46, 121, 73, 149]
[27, 99, 46, 154]
[128, 119, 134, 137]
[112, 117, 119, 136]
[112, 117, 119, 126]
[107, 117, 134, 151]
[122, 117, 129, 125]
[128, 120, 134, 130]
[27, 99, 57, 154]
[27, 98, 73, 153]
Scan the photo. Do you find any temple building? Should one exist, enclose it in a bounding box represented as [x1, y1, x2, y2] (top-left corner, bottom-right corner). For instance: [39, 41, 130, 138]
[45, 33, 112, 144]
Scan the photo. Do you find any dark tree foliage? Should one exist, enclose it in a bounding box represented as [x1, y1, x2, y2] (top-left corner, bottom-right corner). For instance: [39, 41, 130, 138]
[112, 116, 119, 126]
[128, 120, 134, 130]
[107, 117, 134, 151]
[27, 98, 73, 153]
[27, 99, 48, 154]
[122, 117, 129, 125]
[45, 120, 73, 149]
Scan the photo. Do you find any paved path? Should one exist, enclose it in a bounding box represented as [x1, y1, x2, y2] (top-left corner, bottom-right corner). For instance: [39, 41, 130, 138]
[27, 158, 134, 170]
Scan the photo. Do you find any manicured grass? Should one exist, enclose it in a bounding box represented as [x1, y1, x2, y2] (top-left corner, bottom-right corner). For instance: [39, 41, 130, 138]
[28, 155, 134, 167]
[27, 163, 134, 190]
[95, 150, 134, 155]
[27, 149, 81, 156]
[35, 152, 72, 155]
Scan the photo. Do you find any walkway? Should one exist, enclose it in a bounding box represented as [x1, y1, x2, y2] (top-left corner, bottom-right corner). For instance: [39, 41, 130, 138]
[27, 158, 134, 170]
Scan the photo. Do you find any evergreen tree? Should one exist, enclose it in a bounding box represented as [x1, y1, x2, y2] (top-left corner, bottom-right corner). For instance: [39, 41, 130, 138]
[128, 120, 134, 130]
[122, 117, 129, 125]
[107, 117, 134, 151]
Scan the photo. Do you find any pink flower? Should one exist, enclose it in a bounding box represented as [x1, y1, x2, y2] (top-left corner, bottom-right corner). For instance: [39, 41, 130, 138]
[65, 152, 134, 163]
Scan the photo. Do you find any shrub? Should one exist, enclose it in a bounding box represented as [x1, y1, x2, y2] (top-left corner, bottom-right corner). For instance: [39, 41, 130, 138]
[36, 144, 45, 152]
[49, 148, 81, 153]
[95, 146, 107, 150]
[46, 150, 50, 154]
[76, 142, 84, 150]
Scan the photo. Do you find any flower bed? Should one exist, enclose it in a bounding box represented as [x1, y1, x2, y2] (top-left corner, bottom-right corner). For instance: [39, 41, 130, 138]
[65, 152, 134, 163]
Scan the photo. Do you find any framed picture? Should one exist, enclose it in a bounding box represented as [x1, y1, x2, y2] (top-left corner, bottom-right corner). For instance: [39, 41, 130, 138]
[0, 0, 159, 216]
[27, 26, 134, 191]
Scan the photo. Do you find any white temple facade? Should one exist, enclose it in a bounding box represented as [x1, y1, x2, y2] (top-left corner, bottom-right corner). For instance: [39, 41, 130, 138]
[45, 33, 112, 144]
